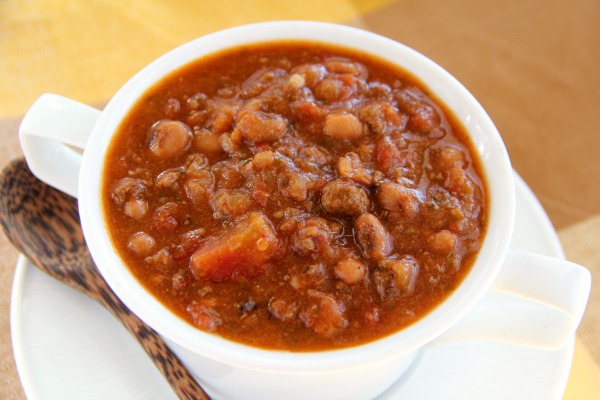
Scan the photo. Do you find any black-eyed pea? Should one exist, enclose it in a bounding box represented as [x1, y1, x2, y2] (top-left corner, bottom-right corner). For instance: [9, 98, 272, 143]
[148, 120, 192, 159]
[155, 167, 184, 189]
[123, 199, 148, 221]
[324, 113, 365, 140]
[354, 213, 393, 260]
[376, 181, 420, 219]
[381, 255, 420, 293]
[234, 111, 288, 143]
[127, 232, 156, 257]
[334, 256, 367, 285]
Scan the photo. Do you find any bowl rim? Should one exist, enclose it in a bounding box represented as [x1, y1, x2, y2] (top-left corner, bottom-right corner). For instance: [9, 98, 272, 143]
[79, 20, 515, 372]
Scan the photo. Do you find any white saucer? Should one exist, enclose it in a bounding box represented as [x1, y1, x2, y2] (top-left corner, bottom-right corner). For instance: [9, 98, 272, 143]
[10, 173, 572, 400]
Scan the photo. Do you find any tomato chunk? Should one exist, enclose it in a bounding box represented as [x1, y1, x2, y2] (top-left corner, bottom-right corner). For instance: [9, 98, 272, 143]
[190, 212, 282, 282]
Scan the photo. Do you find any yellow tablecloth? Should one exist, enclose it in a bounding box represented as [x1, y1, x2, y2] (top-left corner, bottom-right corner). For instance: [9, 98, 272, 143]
[1, 1, 599, 399]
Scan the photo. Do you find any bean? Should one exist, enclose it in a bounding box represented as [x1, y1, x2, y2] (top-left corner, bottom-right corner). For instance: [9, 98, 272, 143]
[127, 232, 156, 257]
[185, 179, 210, 205]
[334, 256, 366, 285]
[156, 167, 184, 188]
[290, 217, 334, 256]
[380, 255, 420, 293]
[290, 263, 329, 289]
[376, 181, 420, 219]
[234, 111, 287, 143]
[324, 59, 366, 77]
[123, 199, 148, 221]
[324, 113, 365, 140]
[354, 213, 393, 260]
[148, 120, 192, 159]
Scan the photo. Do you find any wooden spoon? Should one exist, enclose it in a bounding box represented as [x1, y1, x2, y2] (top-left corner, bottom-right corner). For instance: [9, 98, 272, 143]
[0, 158, 211, 400]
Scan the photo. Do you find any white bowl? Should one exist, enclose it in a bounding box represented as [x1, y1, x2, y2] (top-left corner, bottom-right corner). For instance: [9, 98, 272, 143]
[75, 21, 515, 399]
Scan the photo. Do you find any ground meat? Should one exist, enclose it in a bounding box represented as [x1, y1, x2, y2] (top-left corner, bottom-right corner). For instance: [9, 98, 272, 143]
[111, 178, 147, 206]
[279, 171, 311, 202]
[145, 248, 173, 269]
[321, 178, 370, 217]
[186, 300, 222, 332]
[359, 101, 408, 135]
[211, 189, 255, 217]
[152, 202, 180, 231]
[268, 297, 298, 321]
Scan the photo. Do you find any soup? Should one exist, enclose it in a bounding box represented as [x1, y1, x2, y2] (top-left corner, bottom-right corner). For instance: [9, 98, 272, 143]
[103, 41, 487, 351]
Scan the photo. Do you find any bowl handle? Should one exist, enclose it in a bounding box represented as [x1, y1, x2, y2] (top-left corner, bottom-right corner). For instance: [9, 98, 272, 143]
[430, 249, 591, 350]
[19, 94, 101, 198]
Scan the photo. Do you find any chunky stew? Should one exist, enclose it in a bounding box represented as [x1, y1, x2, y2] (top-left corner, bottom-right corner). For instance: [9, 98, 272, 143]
[103, 41, 487, 351]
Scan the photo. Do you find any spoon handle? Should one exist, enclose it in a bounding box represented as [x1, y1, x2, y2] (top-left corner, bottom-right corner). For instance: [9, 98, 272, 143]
[0, 158, 211, 400]
[93, 273, 212, 400]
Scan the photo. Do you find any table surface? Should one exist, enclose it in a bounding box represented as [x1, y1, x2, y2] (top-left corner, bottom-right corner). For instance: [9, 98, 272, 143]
[1, 1, 599, 399]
